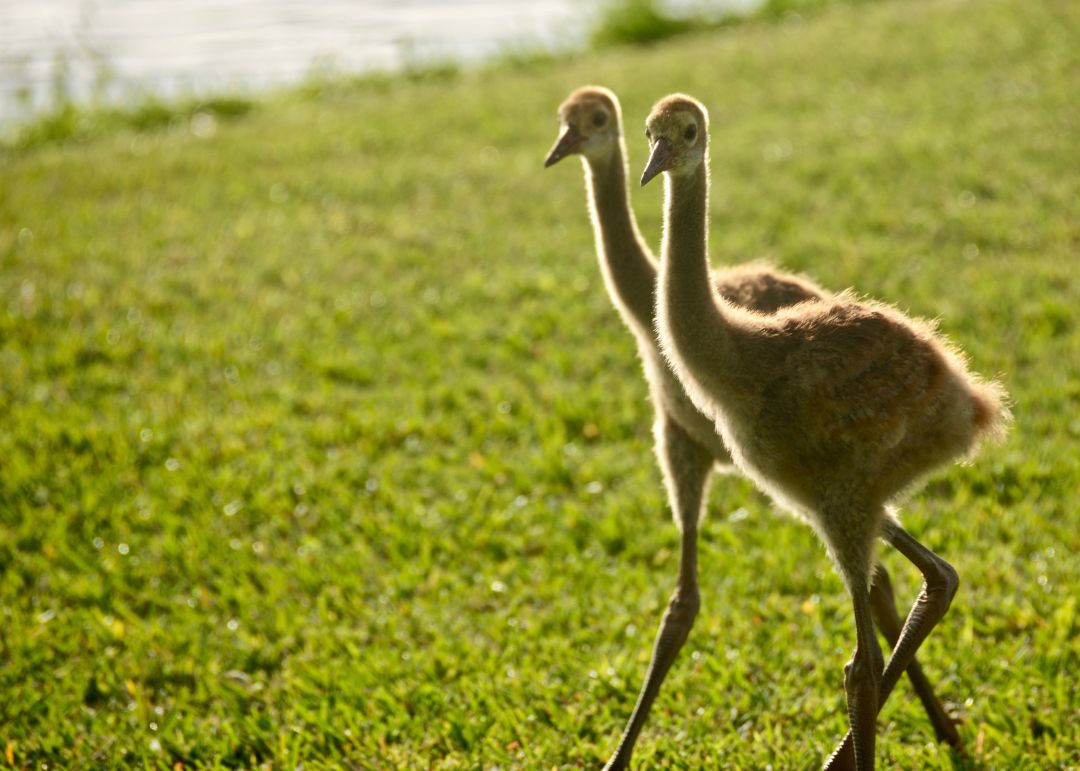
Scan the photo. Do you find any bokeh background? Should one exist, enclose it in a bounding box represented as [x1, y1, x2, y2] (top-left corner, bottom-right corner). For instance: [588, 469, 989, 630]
[1, 0, 1077, 767]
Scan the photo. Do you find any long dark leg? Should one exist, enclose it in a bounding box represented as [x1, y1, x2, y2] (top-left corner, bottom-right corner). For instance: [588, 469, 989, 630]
[869, 564, 961, 747]
[842, 567, 886, 771]
[603, 415, 714, 771]
[824, 520, 959, 769]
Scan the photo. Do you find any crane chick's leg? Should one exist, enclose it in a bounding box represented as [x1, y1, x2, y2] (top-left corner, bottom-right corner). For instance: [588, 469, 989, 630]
[843, 574, 885, 771]
[875, 521, 960, 715]
[824, 521, 959, 769]
[603, 415, 713, 771]
[869, 564, 961, 747]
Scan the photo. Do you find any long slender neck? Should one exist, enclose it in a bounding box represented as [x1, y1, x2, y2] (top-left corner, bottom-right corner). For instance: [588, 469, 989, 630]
[656, 157, 733, 379]
[583, 137, 658, 339]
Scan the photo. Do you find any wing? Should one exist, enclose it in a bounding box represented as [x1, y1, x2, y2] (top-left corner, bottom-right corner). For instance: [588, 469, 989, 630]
[782, 305, 947, 446]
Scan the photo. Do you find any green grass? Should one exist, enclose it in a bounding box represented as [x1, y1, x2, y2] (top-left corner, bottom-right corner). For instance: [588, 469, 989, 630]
[1, 0, 1078, 767]
[590, 0, 704, 48]
[4, 95, 258, 153]
[588, 0, 883, 49]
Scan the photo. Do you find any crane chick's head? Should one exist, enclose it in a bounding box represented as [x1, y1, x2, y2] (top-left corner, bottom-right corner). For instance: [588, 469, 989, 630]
[640, 94, 709, 186]
[545, 86, 621, 168]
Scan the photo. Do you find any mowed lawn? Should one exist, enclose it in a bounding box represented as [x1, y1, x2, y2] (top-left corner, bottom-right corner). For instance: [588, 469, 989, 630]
[1, 0, 1078, 767]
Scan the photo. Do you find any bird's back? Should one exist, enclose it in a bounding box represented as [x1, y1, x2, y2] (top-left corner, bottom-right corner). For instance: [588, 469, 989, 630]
[737, 297, 1008, 500]
[713, 263, 827, 313]
[783, 303, 945, 440]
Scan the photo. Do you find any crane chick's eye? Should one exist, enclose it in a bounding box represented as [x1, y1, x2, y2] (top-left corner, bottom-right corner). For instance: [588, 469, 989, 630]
[593, 112, 607, 128]
[684, 124, 697, 142]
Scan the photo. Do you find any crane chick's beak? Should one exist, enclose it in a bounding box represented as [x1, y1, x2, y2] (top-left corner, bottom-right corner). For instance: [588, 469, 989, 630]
[640, 136, 673, 186]
[544, 124, 584, 167]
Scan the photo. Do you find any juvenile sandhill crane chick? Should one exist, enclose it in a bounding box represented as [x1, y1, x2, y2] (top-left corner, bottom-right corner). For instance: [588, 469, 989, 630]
[545, 86, 965, 770]
[642, 93, 1009, 770]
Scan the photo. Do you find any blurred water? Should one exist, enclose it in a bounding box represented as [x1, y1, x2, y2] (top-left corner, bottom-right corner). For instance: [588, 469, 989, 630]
[0, 0, 761, 127]
[0, 0, 584, 125]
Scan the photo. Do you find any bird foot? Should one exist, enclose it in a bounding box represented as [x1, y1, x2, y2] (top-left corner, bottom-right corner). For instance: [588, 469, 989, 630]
[934, 701, 966, 750]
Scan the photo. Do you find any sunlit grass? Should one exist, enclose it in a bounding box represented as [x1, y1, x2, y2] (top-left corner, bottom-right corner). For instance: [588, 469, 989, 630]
[1, 0, 1077, 767]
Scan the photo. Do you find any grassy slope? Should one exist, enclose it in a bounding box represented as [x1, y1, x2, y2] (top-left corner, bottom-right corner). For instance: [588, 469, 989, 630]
[1, 0, 1078, 767]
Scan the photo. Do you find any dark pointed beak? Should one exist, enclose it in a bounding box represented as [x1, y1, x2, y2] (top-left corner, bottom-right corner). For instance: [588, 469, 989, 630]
[544, 124, 584, 168]
[640, 136, 673, 186]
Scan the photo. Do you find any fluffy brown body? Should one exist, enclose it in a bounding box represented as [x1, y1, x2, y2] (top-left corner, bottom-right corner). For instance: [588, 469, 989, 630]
[546, 87, 983, 770]
[644, 92, 1009, 770]
[681, 293, 1005, 532]
[648, 94, 1006, 563]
